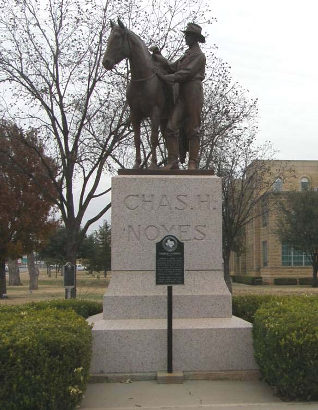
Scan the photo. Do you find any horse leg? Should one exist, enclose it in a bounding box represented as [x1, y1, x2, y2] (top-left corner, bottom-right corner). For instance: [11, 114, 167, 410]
[149, 108, 160, 169]
[132, 120, 141, 168]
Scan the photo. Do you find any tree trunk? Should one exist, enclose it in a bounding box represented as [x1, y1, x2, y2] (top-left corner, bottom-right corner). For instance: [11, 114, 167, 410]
[313, 264, 318, 288]
[8, 258, 22, 286]
[47, 264, 51, 277]
[223, 248, 233, 293]
[27, 253, 39, 290]
[0, 257, 7, 298]
[65, 233, 78, 299]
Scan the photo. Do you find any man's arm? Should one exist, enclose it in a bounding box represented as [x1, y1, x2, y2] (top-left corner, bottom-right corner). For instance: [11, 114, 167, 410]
[158, 53, 205, 84]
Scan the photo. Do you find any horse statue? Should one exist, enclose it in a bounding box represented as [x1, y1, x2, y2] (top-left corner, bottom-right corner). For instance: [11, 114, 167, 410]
[102, 19, 171, 169]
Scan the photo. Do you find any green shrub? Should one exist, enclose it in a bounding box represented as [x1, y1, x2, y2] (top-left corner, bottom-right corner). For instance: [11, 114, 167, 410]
[231, 275, 263, 285]
[0, 308, 92, 410]
[233, 294, 318, 323]
[299, 277, 313, 286]
[0, 299, 103, 319]
[232, 295, 284, 323]
[274, 277, 297, 285]
[253, 297, 318, 400]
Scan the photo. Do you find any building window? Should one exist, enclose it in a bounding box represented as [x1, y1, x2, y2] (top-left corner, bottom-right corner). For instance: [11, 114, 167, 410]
[281, 244, 311, 266]
[262, 241, 268, 267]
[273, 177, 283, 192]
[300, 177, 310, 191]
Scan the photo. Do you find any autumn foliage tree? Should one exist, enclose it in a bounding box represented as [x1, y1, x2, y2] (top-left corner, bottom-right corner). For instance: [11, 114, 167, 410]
[0, 122, 57, 297]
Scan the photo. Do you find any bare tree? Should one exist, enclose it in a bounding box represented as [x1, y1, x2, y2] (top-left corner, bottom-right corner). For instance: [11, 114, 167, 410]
[0, 0, 132, 267]
[0, 0, 213, 270]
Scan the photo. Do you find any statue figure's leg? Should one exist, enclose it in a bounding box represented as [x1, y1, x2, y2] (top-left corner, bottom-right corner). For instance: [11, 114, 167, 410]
[131, 119, 141, 168]
[188, 133, 200, 170]
[163, 101, 183, 170]
[149, 107, 160, 169]
[185, 88, 203, 170]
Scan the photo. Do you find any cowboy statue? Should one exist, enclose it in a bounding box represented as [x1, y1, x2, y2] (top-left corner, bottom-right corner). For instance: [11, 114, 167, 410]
[153, 22, 206, 170]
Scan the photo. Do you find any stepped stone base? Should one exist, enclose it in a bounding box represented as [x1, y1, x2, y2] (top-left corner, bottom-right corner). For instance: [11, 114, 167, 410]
[88, 314, 258, 374]
[88, 173, 258, 376]
[103, 270, 232, 319]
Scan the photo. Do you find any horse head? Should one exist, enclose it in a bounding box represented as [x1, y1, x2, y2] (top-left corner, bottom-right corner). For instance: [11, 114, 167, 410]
[103, 18, 130, 70]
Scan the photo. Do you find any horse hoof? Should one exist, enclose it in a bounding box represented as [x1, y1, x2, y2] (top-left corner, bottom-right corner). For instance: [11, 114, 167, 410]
[149, 163, 159, 170]
[162, 160, 179, 170]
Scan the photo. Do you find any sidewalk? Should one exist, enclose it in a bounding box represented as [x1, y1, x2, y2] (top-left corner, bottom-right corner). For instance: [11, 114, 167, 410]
[79, 380, 318, 410]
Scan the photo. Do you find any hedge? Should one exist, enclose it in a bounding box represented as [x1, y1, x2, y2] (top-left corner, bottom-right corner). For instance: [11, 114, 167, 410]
[231, 275, 263, 285]
[253, 297, 318, 400]
[0, 308, 92, 410]
[0, 299, 103, 319]
[232, 294, 318, 323]
[299, 277, 313, 286]
[232, 294, 287, 323]
[274, 277, 298, 285]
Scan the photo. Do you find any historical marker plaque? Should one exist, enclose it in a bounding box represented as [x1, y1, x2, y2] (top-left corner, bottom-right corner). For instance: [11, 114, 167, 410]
[156, 235, 184, 285]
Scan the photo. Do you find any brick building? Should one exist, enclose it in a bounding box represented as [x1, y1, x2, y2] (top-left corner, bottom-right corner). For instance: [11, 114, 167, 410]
[230, 160, 318, 284]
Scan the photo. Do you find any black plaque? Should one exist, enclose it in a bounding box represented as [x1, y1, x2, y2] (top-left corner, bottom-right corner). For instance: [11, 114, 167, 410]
[156, 235, 184, 285]
[64, 263, 75, 288]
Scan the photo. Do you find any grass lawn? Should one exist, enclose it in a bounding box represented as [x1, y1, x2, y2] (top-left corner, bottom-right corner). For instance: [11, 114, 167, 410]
[2, 270, 318, 306]
[0, 269, 109, 305]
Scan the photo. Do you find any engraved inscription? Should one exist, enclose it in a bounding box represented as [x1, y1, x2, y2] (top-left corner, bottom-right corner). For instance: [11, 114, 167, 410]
[127, 224, 207, 242]
[123, 193, 215, 211]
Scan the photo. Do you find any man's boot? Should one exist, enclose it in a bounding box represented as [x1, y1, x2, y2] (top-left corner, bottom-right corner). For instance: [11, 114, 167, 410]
[163, 135, 179, 170]
[188, 137, 200, 170]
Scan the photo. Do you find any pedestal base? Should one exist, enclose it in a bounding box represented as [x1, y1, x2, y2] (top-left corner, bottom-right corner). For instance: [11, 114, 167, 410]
[88, 314, 258, 374]
[103, 270, 232, 319]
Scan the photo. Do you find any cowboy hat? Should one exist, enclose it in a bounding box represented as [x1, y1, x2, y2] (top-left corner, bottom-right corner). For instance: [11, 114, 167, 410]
[181, 22, 205, 43]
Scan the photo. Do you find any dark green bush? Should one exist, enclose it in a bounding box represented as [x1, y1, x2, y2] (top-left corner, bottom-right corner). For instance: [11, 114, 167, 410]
[0, 299, 103, 319]
[231, 275, 263, 285]
[232, 294, 284, 323]
[253, 297, 318, 400]
[299, 277, 313, 286]
[0, 308, 92, 410]
[274, 277, 297, 285]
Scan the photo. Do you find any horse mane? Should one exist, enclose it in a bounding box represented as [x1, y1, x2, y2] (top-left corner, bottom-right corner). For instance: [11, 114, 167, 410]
[126, 29, 152, 60]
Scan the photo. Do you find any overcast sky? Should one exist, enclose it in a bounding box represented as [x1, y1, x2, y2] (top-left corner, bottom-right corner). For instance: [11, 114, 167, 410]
[209, 0, 318, 160]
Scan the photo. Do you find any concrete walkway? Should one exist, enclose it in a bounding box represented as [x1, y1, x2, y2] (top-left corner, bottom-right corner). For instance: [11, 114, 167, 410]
[79, 380, 318, 410]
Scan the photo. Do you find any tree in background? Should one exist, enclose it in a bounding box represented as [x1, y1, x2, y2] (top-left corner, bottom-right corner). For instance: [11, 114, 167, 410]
[0, 122, 57, 297]
[0, 0, 274, 293]
[0, 0, 212, 265]
[210, 131, 285, 291]
[8, 259, 22, 286]
[276, 190, 318, 288]
[82, 221, 111, 277]
[38, 227, 68, 270]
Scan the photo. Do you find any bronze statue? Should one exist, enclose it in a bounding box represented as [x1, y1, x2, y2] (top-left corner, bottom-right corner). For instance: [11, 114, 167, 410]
[102, 19, 171, 169]
[154, 23, 206, 170]
[102, 20, 206, 170]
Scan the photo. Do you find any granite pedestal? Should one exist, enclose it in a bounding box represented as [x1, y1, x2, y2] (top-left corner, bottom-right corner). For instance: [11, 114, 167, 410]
[88, 173, 258, 375]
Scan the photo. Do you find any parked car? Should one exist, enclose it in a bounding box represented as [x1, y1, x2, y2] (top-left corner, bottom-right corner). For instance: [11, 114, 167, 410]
[76, 264, 85, 271]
